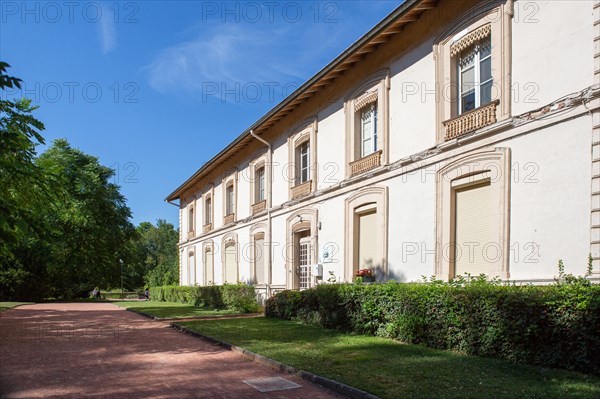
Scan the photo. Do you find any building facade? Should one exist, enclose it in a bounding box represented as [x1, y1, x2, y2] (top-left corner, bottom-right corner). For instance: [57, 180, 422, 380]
[166, 0, 600, 300]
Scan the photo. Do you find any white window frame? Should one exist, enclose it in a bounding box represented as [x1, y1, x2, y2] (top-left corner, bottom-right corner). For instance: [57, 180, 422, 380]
[457, 38, 492, 115]
[226, 184, 234, 216]
[256, 166, 265, 203]
[205, 197, 212, 225]
[296, 141, 310, 185]
[360, 103, 378, 158]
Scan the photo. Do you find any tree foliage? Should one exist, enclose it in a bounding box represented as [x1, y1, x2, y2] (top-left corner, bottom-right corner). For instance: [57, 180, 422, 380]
[0, 63, 179, 300]
[135, 219, 179, 287]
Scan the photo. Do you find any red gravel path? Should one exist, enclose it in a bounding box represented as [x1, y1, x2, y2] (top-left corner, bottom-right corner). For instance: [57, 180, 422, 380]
[0, 303, 346, 398]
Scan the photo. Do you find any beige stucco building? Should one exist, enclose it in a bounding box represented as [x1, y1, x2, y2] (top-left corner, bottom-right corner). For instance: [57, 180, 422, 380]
[166, 0, 600, 299]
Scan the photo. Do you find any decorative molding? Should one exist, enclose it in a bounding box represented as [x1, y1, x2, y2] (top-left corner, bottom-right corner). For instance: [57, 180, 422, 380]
[435, 148, 511, 280]
[443, 100, 499, 140]
[223, 213, 235, 225]
[251, 200, 266, 215]
[291, 180, 312, 199]
[344, 69, 390, 178]
[287, 118, 318, 198]
[450, 24, 491, 57]
[433, 3, 512, 142]
[202, 223, 212, 234]
[285, 208, 318, 290]
[350, 150, 382, 175]
[355, 91, 378, 111]
[344, 186, 388, 283]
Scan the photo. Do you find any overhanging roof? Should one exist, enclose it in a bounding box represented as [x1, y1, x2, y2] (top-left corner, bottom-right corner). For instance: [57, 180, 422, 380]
[165, 0, 438, 202]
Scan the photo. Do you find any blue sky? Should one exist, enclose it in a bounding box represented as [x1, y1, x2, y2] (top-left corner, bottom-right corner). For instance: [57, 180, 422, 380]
[1, 1, 400, 227]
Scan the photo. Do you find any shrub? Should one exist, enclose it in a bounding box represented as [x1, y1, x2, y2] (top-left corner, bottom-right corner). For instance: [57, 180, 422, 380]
[265, 281, 600, 375]
[149, 284, 259, 313]
[222, 283, 260, 313]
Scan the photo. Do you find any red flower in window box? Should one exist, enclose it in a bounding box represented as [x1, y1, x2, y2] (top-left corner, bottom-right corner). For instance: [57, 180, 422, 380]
[354, 269, 374, 278]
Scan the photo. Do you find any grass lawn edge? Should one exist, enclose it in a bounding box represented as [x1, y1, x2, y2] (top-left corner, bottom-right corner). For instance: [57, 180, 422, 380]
[122, 304, 262, 321]
[0, 302, 35, 312]
[170, 322, 381, 399]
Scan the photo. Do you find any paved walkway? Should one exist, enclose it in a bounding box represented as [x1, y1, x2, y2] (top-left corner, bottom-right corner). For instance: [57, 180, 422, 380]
[0, 303, 346, 398]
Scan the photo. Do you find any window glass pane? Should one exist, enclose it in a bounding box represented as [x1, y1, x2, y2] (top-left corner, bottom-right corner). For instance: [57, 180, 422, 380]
[460, 66, 475, 95]
[480, 81, 493, 105]
[461, 91, 475, 113]
[459, 47, 476, 69]
[301, 166, 308, 183]
[362, 137, 371, 158]
[296, 142, 310, 184]
[206, 199, 211, 223]
[480, 57, 492, 83]
[226, 186, 234, 215]
[479, 39, 491, 59]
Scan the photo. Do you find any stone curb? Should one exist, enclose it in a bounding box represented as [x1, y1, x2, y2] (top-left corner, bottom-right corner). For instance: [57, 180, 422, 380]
[170, 323, 380, 399]
[125, 308, 158, 320]
[125, 308, 262, 322]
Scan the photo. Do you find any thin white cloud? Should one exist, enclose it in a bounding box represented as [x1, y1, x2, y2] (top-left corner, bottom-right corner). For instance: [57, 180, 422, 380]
[143, 22, 346, 102]
[98, 3, 117, 55]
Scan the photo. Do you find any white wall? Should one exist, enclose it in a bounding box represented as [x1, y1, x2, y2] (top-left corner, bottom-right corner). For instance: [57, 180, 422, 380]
[503, 116, 591, 279]
[511, 0, 594, 115]
[177, 2, 593, 286]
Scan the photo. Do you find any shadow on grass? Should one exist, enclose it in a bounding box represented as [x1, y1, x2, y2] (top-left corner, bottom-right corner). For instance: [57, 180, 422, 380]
[178, 317, 600, 399]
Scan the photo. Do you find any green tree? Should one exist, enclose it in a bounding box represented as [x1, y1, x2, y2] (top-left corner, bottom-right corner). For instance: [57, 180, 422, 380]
[0, 62, 52, 300]
[36, 139, 136, 298]
[134, 219, 179, 287]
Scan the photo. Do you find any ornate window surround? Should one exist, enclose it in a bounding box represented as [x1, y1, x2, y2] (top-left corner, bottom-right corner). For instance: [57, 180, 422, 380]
[221, 232, 239, 283]
[285, 208, 318, 289]
[249, 153, 268, 215]
[435, 148, 511, 280]
[202, 185, 215, 233]
[221, 170, 238, 225]
[202, 240, 214, 286]
[433, 2, 512, 142]
[344, 69, 390, 177]
[344, 186, 388, 282]
[187, 246, 196, 285]
[186, 197, 196, 240]
[287, 118, 318, 199]
[249, 222, 267, 285]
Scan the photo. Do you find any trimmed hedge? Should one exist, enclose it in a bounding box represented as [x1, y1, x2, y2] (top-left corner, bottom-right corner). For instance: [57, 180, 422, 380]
[266, 281, 600, 375]
[149, 283, 260, 313]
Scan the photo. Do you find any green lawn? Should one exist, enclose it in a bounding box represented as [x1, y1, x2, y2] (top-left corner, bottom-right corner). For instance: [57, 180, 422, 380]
[178, 317, 600, 399]
[113, 300, 242, 319]
[0, 302, 34, 312]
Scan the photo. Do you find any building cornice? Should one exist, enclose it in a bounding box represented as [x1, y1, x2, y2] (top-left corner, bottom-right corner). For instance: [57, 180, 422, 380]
[165, 0, 439, 202]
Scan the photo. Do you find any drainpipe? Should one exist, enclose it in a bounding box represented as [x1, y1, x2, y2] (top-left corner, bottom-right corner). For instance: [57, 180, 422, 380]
[250, 129, 273, 299]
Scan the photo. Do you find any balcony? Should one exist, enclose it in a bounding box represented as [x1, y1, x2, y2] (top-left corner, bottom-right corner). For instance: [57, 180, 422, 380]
[252, 200, 266, 215]
[202, 223, 212, 234]
[350, 150, 382, 176]
[443, 100, 499, 141]
[223, 213, 235, 225]
[291, 180, 312, 199]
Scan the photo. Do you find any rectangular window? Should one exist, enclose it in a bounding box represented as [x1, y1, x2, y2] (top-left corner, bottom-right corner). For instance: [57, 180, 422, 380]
[297, 142, 310, 184]
[360, 104, 378, 158]
[453, 181, 493, 277]
[226, 185, 234, 215]
[256, 167, 265, 203]
[205, 198, 212, 224]
[188, 207, 194, 232]
[255, 238, 265, 284]
[458, 37, 492, 114]
[224, 244, 237, 283]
